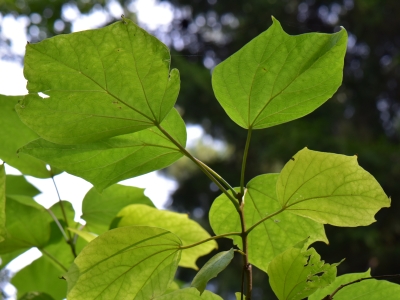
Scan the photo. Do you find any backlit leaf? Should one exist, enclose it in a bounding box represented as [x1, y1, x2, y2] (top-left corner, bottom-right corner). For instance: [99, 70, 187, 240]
[67, 227, 97, 242]
[0, 95, 50, 177]
[191, 248, 234, 294]
[82, 184, 154, 233]
[268, 246, 341, 300]
[65, 226, 182, 300]
[277, 148, 390, 226]
[155, 288, 222, 300]
[19, 109, 186, 191]
[0, 164, 5, 242]
[209, 174, 327, 272]
[19, 292, 55, 300]
[17, 18, 179, 144]
[6, 175, 41, 198]
[212, 17, 347, 129]
[112, 204, 217, 270]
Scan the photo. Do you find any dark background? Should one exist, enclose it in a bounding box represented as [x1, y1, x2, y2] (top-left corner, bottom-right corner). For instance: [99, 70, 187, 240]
[1, 0, 399, 299]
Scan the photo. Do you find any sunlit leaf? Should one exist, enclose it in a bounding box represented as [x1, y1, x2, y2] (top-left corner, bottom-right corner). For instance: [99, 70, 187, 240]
[17, 18, 180, 144]
[65, 226, 182, 300]
[155, 288, 222, 299]
[212, 17, 347, 129]
[0, 164, 5, 242]
[67, 227, 97, 242]
[1, 248, 26, 270]
[19, 109, 186, 191]
[209, 175, 327, 272]
[277, 148, 390, 226]
[268, 246, 341, 300]
[235, 292, 244, 300]
[49, 200, 76, 227]
[0, 95, 51, 177]
[81, 184, 154, 233]
[19, 292, 55, 300]
[12, 256, 67, 300]
[6, 175, 41, 198]
[0, 197, 52, 254]
[191, 248, 234, 294]
[112, 204, 217, 270]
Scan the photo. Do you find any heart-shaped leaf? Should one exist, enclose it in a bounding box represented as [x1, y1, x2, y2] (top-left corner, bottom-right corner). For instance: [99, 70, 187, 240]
[17, 18, 179, 144]
[212, 17, 347, 129]
[19, 108, 186, 191]
[112, 204, 217, 270]
[65, 226, 182, 300]
[277, 148, 390, 226]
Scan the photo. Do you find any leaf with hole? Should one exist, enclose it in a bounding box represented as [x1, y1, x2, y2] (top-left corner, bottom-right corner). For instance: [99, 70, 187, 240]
[65, 226, 182, 300]
[17, 18, 180, 144]
[268, 246, 341, 300]
[19, 109, 186, 192]
[112, 204, 217, 270]
[277, 148, 390, 226]
[212, 17, 347, 129]
[191, 248, 234, 294]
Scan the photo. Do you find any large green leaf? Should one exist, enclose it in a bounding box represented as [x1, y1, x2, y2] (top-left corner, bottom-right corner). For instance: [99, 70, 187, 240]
[0, 95, 50, 177]
[209, 175, 327, 272]
[82, 184, 154, 233]
[112, 204, 217, 270]
[1, 248, 26, 270]
[65, 226, 182, 300]
[12, 256, 67, 300]
[17, 18, 179, 145]
[19, 292, 55, 300]
[277, 148, 390, 226]
[155, 288, 222, 300]
[212, 17, 347, 129]
[268, 246, 340, 300]
[309, 270, 400, 300]
[191, 248, 234, 294]
[19, 108, 186, 191]
[0, 197, 52, 254]
[0, 164, 5, 242]
[6, 175, 41, 198]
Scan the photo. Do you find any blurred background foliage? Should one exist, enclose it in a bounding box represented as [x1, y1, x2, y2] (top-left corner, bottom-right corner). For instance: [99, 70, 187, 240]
[1, 0, 399, 299]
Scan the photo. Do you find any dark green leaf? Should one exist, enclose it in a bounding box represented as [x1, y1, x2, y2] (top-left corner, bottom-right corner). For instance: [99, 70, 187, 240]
[191, 248, 234, 293]
[212, 17, 347, 129]
[17, 18, 180, 144]
[6, 175, 41, 198]
[19, 109, 186, 191]
[82, 184, 154, 233]
[113, 204, 217, 270]
[65, 226, 182, 300]
[277, 148, 391, 226]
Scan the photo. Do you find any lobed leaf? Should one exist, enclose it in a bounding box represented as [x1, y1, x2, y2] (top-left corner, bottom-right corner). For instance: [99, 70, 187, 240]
[268, 246, 341, 300]
[112, 204, 217, 270]
[65, 226, 182, 300]
[81, 184, 154, 233]
[0, 95, 50, 177]
[277, 148, 390, 226]
[209, 174, 327, 272]
[212, 17, 347, 129]
[19, 109, 186, 191]
[0, 164, 5, 242]
[191, 248, 234, 293]
[17, 18, 179, 145]
[155, 288, 222, 300]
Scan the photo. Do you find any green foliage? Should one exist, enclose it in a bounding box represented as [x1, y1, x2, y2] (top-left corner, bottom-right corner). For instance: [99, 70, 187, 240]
[19, 292, 55, 300]
[0, 15, 397, 300]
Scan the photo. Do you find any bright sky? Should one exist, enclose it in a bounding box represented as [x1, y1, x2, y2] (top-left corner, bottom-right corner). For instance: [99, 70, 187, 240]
[0, 1, 209, 296]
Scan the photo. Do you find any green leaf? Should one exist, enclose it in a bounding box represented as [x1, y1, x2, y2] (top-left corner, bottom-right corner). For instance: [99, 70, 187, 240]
[0, 95, 50, 177]
[12, 256, 67, 300]
[212, 17, 347, 129]
[81, 184, 154, 233]
[191, 248, 234, 294]
[310, 270, 400, 300]
[235, 292, 244, 300]
[17, 18, 180, 145]
[0, 164, 5, 242]
[277, 148, 390, 226]
[65, 226, 182, 300]
[19, 108, 186, 191]
[268, 246, 341, 300]
[1, 248, 26, 269]
[0, 197, 52, 254]
[155, 288, 222, 300]
[6, 175, 41, 198]
[112, 204, 217, 270]
[209, 174, 327, 272]
[49, 200, 76, 227]
[19, 292, 55, 300]
[67, 227, 97, 242]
